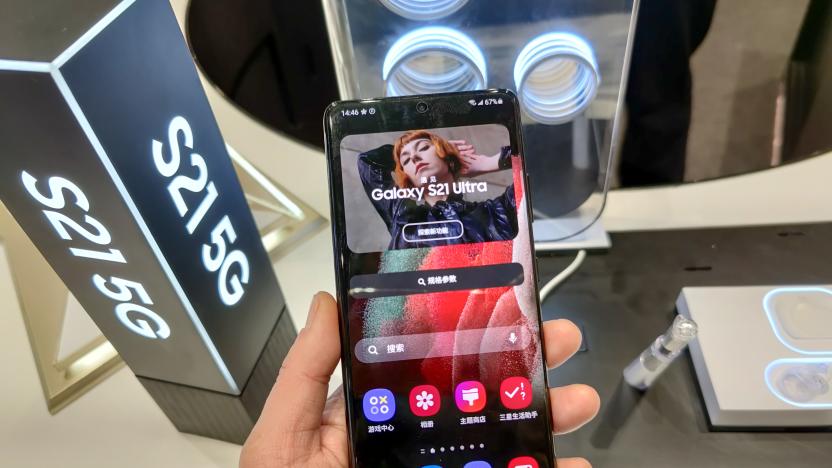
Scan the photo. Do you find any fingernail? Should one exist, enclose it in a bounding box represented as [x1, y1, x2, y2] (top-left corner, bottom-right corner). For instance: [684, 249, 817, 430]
[306, 292, 324, 327]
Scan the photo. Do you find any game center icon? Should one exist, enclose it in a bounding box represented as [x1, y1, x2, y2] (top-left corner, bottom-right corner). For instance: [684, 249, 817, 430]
[500, 376, 532, 410]
[363, 388, 395, 422]
[508, 456, 539, 468]
[410, 385, 441, 417]
[454, 380, 486, 413]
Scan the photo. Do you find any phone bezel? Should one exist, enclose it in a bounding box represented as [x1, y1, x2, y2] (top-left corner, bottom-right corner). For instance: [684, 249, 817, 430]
[323, 89, 556, 467]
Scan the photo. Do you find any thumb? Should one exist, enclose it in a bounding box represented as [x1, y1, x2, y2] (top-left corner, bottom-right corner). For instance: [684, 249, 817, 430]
[251, 292, 342, 439]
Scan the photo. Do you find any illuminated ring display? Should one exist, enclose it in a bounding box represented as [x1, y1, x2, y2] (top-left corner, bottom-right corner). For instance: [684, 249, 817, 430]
[763, 286, 832, 355]
[765, 358, 832, 409]
[383, 27, 487, 97]
[514, 33, 600, 125]
[378, 0, 469, 21]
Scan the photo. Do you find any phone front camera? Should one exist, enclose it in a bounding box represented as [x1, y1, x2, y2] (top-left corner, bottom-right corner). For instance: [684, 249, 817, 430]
[416, 102, 429, 113]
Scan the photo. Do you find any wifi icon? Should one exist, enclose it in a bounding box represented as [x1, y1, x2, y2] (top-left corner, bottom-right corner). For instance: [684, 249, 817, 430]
[468, 99, 477, 106]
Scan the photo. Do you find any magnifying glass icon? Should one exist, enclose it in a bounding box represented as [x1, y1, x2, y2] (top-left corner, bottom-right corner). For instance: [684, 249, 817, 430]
[418, 278, 426, 286]
[368, 345, 378, 355]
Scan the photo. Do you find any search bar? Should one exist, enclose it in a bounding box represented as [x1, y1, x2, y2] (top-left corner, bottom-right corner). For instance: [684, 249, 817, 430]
[349, 263, 524, 298]
[355, 325, 532, 364]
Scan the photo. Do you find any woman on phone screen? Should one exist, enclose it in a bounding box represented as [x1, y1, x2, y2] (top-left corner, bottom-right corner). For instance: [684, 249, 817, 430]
[358, 130, 519, 250]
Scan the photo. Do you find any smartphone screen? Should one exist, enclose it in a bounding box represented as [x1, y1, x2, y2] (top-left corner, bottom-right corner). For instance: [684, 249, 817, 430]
[325, 90, 555, 468]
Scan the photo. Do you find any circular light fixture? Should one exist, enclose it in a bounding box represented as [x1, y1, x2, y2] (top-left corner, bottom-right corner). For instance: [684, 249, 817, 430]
[383, 27, 487, 97]
[514, 32, 600, 125]
[378, 0, 469, 21]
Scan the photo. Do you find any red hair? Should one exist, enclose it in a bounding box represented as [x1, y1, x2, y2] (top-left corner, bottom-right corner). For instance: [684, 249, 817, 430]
[392, 130, 461, 188]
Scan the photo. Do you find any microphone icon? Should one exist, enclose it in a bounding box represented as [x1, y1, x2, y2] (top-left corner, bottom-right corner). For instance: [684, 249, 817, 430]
[508, 332, 518, 344]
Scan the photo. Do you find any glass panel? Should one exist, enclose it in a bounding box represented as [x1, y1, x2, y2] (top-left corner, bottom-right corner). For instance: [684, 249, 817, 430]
[323, 0, 638, 241]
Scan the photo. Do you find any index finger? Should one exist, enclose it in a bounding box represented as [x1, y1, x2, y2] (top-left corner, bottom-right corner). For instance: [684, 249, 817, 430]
[543, 319, 582, 369]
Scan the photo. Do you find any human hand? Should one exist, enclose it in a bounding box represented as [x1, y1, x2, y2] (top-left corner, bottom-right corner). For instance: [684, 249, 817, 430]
[449, 139, 502, 177]
[240, 292, 600, 468]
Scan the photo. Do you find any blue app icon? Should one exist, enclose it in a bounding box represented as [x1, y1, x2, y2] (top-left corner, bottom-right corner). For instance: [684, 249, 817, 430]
[463, 462, 491, 468]
[363, 388, 395, 422]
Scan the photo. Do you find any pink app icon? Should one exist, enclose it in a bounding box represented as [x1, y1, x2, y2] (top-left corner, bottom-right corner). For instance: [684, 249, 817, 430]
[508, 456, 539, 468]
[410, 385, 441, 417]
[500, 376, 532, 410]
[454, 380, 486, 413]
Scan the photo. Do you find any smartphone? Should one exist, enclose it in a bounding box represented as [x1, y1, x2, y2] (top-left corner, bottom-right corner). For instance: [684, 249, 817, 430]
[325, 90, 556, 468]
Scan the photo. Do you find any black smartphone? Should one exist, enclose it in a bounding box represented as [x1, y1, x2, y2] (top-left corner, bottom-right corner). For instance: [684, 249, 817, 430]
[324, 90, 556, 468]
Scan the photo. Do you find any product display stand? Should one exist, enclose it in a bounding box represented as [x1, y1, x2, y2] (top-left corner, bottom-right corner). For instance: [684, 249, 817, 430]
[137, 309, 294, 444]
[0, 0, 295, 444]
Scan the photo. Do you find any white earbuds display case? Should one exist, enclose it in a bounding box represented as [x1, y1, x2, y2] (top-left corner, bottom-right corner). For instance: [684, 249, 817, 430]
[678, 286, 832, 429]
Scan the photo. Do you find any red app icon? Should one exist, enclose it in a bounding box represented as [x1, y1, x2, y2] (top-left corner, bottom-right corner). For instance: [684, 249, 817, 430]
[508, 456, 539, 468]
[454, 380, 486, 413]
[410, 385, 441, 417]
[500, 376, 532, 410]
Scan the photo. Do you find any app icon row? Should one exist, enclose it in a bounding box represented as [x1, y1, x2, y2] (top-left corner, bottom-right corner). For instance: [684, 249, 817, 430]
[363, 377, 532, 422]
[423, 457, 539, 468]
